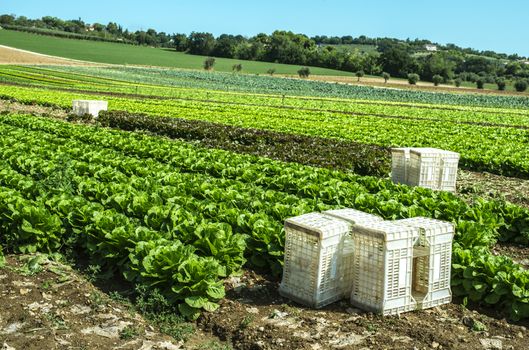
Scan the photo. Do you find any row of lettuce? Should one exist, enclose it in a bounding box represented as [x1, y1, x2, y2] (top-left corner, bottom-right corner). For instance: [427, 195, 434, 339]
[10, 64, 529, 109]
[1, 84, 529, 179]
[3, 65, 529, 126]
[0, 113, 528, 319]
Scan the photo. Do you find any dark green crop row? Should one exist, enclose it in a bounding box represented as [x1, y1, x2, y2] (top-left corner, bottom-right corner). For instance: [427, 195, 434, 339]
[95, 110, 391, 177]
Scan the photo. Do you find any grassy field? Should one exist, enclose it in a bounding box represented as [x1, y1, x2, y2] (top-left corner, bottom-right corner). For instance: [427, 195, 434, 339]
[0, 30, 353, 76]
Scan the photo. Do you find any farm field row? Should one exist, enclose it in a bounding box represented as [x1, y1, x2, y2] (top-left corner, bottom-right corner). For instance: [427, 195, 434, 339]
[0, 113, 529, 319]
[3, 65, 529, 110]
[1, 84, 529, 178]
[3, 66, 529, 127]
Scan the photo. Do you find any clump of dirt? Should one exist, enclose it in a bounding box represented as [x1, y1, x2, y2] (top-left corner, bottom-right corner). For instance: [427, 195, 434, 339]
[198, 270, 528, 350]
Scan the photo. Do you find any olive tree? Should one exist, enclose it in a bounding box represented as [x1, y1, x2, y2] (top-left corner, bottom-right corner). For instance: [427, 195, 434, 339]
[515, 80, 528, 92]
[297, 67, 310, 78]
[407, 73, 420, 85]
[355, 70, 365, 82]
[203, 57, 216, 70]
[432, 74, 443, 86]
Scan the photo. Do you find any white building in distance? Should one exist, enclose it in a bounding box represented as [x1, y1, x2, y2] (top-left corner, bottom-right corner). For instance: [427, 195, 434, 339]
[425, 44, 438, 52]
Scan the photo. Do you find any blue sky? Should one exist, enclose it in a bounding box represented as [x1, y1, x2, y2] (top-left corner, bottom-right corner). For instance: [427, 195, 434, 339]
[2, 0, 528, 56]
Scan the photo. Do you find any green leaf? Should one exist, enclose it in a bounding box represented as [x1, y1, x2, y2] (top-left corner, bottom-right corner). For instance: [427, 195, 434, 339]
[206, 283, 225, 300]
[185, 296, 208, 309]
[178, 303, 201, 320]
[202, 301, 220, 312]
[0, 247, 5, 269]
[484, 292, 501, 305]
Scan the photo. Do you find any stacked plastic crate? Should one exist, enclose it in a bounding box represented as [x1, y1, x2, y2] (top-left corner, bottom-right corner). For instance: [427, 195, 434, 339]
[397, 217, 454, 309]
[279, 212, 351, 308]
[349, 221, 419, 315]
[391, 147, 460, 192]
[279, 210, 382, 308]
[72, 100, 108, 117]
[323, 209, 383, 297]
[280, 210, 455, 315]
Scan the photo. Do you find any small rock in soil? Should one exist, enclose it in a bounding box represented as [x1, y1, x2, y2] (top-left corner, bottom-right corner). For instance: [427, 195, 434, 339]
[328, 333, 366, 348]
[1, 322, 25, 335]
[81, 320, 132, 339]
[480, 338, 503, 350]
[69, 304, 92, 315]
[245, 307, 259, 314]
[2, 343, 16, 350]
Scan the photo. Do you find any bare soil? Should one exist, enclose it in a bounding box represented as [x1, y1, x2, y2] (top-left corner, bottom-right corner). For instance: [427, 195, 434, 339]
[0, 255, 191, 350]
[1, 256, 528, 350]
[200, 270, 529, 350]
[0, 45, 96, 66]
[0, 99, 68, 118]
[457, 170, 529, 209]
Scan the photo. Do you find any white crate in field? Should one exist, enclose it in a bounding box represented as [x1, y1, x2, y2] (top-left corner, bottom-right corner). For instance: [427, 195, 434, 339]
[391, 147, 459, 192]
[438, 151, 460, 192]
[350, 221, 419, 315]
[397, 217, 454, 310]
[391, 148, 410, 185]
[323, 208, 383, 297]
[72, 100, 108, 117]
[279, 212, 352, 308]
[408, 148, 443, 190]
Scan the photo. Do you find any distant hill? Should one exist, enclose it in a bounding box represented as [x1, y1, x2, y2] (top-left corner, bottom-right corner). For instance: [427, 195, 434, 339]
[0, 30, 352, 76]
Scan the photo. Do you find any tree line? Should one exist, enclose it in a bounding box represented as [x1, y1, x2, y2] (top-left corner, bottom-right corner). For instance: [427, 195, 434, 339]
[1, 14, 529, 90]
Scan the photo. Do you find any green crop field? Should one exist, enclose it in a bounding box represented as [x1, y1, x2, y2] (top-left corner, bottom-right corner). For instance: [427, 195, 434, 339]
[1, 63, 529, 328]
[0, 30, 353, 76]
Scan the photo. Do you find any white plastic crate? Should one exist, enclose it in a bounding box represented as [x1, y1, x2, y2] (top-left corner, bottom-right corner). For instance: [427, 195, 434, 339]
[438, 151, 460, 192]
[72, 100, 108, 117]
[391, 148, 410, 185]
[350, 221, 419, 315]
[279, 213, 352, 308]
[408, 148, 443, 190]
[323, 208, 383, 297]
[397, 217, 454, 310]
[391, 147, 459, 192]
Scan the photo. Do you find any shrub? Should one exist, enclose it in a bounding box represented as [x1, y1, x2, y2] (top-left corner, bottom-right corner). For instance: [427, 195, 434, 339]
[476, 79, 485, 89]
[382, 72, 390, 83]
[514, 80, 528, 92]
[297, 67, 310, 78]
[356, 70, 365, 82]
[407, 73, 420, 85]
[232, 64, 242, 72]
[203, 57, 216, 71]
[267, 68, 276, 76]
[496, 78, 506, 91]
[432, 75, 443, 86]
[454, 78, 462, 87]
